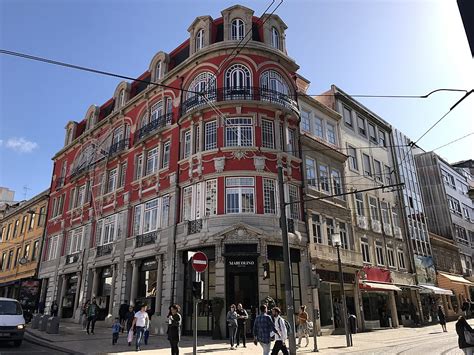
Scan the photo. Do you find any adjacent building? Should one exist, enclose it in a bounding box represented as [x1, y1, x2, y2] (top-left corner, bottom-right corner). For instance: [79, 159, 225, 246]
[38, 4, 310, 336]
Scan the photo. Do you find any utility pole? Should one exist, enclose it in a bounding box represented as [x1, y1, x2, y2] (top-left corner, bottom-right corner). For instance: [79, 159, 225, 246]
[277, 164, 297, 355]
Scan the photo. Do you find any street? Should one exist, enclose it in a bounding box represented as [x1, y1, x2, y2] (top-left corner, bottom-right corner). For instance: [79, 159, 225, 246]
[0, 339, 70, 355]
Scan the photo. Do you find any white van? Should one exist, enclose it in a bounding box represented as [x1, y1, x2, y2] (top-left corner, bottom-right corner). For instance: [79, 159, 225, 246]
[0, 298, 25, 347]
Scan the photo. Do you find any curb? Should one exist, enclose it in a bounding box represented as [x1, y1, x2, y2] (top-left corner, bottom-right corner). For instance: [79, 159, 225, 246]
[25, 329, 84, 355]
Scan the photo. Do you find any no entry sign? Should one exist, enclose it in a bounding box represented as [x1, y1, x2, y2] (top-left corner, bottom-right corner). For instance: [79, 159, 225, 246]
[191, 251, 208, 273]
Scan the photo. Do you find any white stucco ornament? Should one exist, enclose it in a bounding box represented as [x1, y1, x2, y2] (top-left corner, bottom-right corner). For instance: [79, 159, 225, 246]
[214, 157, 225, 173]
[254, 156, 265, 172]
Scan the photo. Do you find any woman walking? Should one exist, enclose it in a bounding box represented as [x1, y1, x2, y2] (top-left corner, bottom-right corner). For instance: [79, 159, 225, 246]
[438, 305, 447, 332]
[456, 316, 474, 355]
[297, 305, 310, 347]
[227, 304, 238, 350]
[167, 304, 182, 355]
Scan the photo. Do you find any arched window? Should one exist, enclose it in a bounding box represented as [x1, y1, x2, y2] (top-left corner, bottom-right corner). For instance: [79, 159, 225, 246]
[195, 29, 204, 52]
[150, 101, 163, 122]
[224, 64, 252, 99]
[119, 89, 126, 108]
[260, 70, 289, 95]
[184, 72, 216, 112]
[155, 61, 162, 81]
[231, 18, 245, 40]
[271, 27, 280, 49]
[87, 114, 94, 130]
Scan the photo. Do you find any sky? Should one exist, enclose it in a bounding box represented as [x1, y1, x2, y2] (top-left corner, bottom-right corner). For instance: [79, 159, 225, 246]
[0, 0, 473, 200]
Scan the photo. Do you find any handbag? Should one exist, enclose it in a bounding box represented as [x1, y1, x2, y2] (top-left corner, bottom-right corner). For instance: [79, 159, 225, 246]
[307, 321, 314, 330]
[465, 330, 474, 345]
[127, 329, 134, 343]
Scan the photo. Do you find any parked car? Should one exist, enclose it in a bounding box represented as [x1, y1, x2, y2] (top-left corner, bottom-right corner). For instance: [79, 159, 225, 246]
[0, 298, 26, 347]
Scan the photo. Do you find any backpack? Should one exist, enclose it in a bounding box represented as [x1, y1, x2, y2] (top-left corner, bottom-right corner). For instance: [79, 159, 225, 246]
[279, 318, 292, 336]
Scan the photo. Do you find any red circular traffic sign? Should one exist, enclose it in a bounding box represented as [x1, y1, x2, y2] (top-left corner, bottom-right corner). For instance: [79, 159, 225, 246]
[192, 251, 208, 273]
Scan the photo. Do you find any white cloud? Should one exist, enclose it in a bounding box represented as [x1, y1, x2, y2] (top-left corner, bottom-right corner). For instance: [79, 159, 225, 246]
[5, 137, 39, 153]
[0, 139, 3, 146]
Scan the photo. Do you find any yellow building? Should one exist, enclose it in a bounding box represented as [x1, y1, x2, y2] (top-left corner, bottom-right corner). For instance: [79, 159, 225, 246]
[0, 190, 49, 306]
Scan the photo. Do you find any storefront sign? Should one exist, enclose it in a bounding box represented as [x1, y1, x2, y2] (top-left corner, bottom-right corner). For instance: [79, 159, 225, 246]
[226, 257, 257, 272]
[318, 269, 355, 284]
[141, 258, 158, 271]
[359, 266, 391, 283]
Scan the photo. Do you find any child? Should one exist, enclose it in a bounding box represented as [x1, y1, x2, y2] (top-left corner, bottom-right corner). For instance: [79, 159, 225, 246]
[112, 317, 121, 345]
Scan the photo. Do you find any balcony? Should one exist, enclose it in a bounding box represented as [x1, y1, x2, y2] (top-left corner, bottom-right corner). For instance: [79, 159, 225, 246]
[135, 231, 158, 247]
[371, 220, 382, 233]
[383, 224, 393, 236]
[109, 138, 129, 157]
[311, 243, 363, 268]
[96, 244, 113, 257]
[65, 252, 80, 265]
[356, 215, 369, 230]
[187, 219, 203, 235]
[181, 86, 299, 115]
[135, 112, 173, 143]
[69, 164, 89, 180]
[394, 226, 402, 239]
[55, 177, 65, 190]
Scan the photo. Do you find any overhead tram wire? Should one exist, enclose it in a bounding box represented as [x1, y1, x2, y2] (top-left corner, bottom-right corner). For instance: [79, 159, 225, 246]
[432, 132, 474, 152]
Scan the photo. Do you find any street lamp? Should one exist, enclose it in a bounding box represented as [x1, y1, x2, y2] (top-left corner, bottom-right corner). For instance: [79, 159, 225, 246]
[332, 233, 352, 347]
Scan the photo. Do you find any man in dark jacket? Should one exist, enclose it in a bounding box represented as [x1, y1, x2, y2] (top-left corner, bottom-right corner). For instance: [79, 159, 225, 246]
[119, 301, 129, 332]
[167, 304, 182, 355]
[456, 316, 474, 353]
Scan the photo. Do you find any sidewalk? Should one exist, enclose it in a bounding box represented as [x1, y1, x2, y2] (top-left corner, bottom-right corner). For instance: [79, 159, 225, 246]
[26, 319, 466, 355]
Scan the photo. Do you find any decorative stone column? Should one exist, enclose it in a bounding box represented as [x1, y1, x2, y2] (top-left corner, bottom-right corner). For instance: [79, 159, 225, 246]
[155, 255, 163, 316]
[58, 275, 67, 318]
[74, 271, 82, 315]
[130, 260, 139, 305]
[389, 291, 399, 328]
[91, 268, 99, 298]
[108, 264, 117, 315]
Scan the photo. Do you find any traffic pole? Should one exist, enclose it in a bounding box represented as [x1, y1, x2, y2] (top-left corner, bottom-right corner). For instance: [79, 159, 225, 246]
[193, 271, 200, 355]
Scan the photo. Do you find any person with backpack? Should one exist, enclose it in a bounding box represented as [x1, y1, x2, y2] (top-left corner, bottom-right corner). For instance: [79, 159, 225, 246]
[271, 307, 289, 355]
[253, 304, 279, 355]
[86, 298, 99, 335]
[456, 316, 474, 355]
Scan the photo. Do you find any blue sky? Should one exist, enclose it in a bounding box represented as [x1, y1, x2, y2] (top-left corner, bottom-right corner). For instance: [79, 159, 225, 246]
[0, 0, 472, 199]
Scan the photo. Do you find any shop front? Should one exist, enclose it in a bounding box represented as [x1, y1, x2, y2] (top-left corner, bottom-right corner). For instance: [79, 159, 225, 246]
[418, 285, 453, 322]
[436, 271, 473, 320]
[61, 274, 78, 319]
[135, 258, 158, 315]
[96, 266, 113, 320]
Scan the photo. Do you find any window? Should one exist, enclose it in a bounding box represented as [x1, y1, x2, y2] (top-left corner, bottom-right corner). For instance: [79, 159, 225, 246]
[455, 225, 469, 245]
[182, 187, 193, 221]
[311, 214, 322, 244]
[326, 218, 335, 246]
[261, 119, 275, 149]
[226, 177, 255, 214]
[68, 227, 83, 254]
[379, 130, 386, 147]
[75, 185, 86, 208]
[150, 102, 163, 124]
[387, 247, 395, 267]
[448, 196, 462, 216]
[225, 117, 253, 147]
[205, 180, 217, 217]
[339, 222, 349, 249]
[271, 27, 280, 49]
[28, 213, 35, 230]
[96, 214, 120, 246]
[146, 147, 159, 175]
[260, 70, 289, 96]
[392, 210, 400, 228]
[20, 216, 27, 234]
[384, 165, 392, 185]
[0, 227, 4, 242]
[23, 244, 30, 259]
[380, 202, 391, 227]
[305, 157, 317, 187]
[314, 117, 324, 138]
[182, 180, 218, 220]
[32, 240, 39, 261]
[225, 64, 251, 93]
[441, 170, 455, 187]
[263, 178, 277, 214]
[319, 164, 329, 192]
[38, 206, 46, 226]
[181, 130, 192, 159]
[287, 128, 297, 156]
[186, 72, 216, 106]
[374, 160, 382, 182]
[119, 162, 127, 188]
[231, 18, 245, 40]
[363, 154, 372, 176]
[133, 197, 166, 235]
[6, 224, 11, 240]
[48, 236, 59, 261]
[7, 250, 13, 269]
[331, 169, 342, 195]
[204, 121, 217, 151]
[13, 220, 19, 238]
[162, 141, 170, 168]
[376, 242, 385, 266]
[463, 206, 471, 221]
[301, 110, 311, 132]
[288, 185, 300, 220]
[397, 250, 406, 269]
[348, 146, 358, 171]
[369, 196, 379, 221]
[368, 123, 377, 143]
[119, 89, 126, 108]
[355, 192, 365, 216]
[0, 253, 5, 270]
[106, 169, 117, 193]
[194, 124, 201, 154]
[343, 106, 352, 127]
[155, 61, 162, 81]
[326, 123, 336, 145]
[134, 153, 143, 180]
[195, 29, 204, 51]
[357, 116, 366, 136]
[14, 248, 21, 267]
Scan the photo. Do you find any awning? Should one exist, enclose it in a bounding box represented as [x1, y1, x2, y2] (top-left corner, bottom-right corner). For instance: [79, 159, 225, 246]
[419, 285, 453, 296]
[361, 282, 402, 292]
[439, 272, 473, 285]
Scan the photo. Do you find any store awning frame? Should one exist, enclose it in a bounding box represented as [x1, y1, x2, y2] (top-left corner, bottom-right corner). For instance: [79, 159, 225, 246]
[419, 284, 454, 296]
[361, 281, 402, 292]
[438, 272, 473, 285]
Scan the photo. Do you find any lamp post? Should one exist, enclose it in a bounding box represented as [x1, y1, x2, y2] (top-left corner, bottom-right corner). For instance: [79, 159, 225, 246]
[332, 233, 352, 347]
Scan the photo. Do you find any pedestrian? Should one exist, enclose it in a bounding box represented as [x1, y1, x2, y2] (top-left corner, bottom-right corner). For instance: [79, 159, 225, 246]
[112, 317, 121, 345]
[132, 304, 150, 351]
[250, 306, 257, 331]
[253, 304, 279, 355]
[463, 299, 471, 317]
[271, 307, 289, 355]
[38, 300, 45, 315]
[236, 303, 248, 348]
[297, 305, 309, 347]
[125, 305, 135, 346]
[456, 316, 474, 355]
[227, 304, 238, 350]
[82, 300, 90, 330]
[438, 305, 447, 332]
[86, 298, 99, 335]
[119, 300, 129, 332]
[167, 304, 182, 355]
[144, 305, 151, 345]
[51, 301, 59, 317]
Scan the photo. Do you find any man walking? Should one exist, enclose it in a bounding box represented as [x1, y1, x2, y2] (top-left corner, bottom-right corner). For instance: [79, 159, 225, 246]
[119, 300, 129, 332]
[253, 304, 279, 355]
[86, 298, 99, 335]
[132, 304, 150, 351]
[271, 307, 289, 355]
[236, 303, 249, 348]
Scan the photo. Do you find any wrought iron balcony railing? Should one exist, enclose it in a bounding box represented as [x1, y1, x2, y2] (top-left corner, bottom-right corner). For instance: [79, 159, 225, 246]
[187, 219, 203, 235]
[181, 86, 299, 115]
[135, 112, 173, 143]
[96, 243, 113, 257]
[55, 177, 65, 190]
[135, 231, 158, 248]
[65, 252, 80, 265]
[109, 138, 129, 157]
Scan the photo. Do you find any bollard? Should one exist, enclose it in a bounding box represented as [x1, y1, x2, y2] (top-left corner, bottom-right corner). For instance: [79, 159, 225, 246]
[39, 315, 49, 331]
[31, 314, 41, 329]
[46, 316, 60, 334]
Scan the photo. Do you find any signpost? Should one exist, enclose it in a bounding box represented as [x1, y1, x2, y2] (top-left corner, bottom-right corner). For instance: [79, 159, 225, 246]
[191, 252, 208, 355]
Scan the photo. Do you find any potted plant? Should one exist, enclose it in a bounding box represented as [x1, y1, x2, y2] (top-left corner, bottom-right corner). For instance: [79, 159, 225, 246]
[212, 297, 224, 339]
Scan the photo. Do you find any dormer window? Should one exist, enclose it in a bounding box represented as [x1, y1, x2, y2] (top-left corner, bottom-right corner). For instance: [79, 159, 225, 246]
[66, 128, 73, 145]
[119, 89, 126, 108]
[271, 27, 280, 49]
[195, 29, 204, 52]
[231, 18, 245, 40]
[155, 61, 162, 81]
[87, 114, 94, 130]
